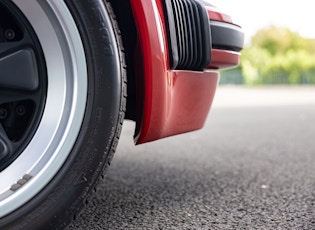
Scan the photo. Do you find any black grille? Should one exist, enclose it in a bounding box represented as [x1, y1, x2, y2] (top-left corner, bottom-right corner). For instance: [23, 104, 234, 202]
[163, 0, 211, 71]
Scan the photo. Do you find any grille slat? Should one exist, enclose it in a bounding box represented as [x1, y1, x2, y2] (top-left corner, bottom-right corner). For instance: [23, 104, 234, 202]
[187, 0, 198, 68]
[171, 0, 182, 65]
[182, 0, 194, 68]
[191, 1, 203, 68]
[163, 0, 211, 71]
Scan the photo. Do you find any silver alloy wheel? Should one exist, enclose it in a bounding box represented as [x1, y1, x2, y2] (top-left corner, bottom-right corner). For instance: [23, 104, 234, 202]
[0, 0, 87, 218]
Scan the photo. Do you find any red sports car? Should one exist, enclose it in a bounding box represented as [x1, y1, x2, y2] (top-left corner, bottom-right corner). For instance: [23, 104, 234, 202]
[0, 0, 244, 229]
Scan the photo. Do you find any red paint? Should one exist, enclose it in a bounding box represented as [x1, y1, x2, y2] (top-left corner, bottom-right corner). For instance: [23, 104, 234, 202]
[209, 49, 241, 69]
[130, 0, 169, 144]
[205, 5, 234, 24]
[130, 0, 240, 144]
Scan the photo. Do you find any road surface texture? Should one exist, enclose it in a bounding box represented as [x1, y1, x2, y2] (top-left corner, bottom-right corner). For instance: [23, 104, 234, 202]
[67, 86, 315, 229]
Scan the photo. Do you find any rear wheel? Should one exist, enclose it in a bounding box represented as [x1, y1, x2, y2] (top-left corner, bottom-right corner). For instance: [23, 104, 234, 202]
[0, 0, 126, 229]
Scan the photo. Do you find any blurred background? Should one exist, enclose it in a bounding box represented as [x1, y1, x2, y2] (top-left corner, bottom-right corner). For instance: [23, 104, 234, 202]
[210, 0, 315, 85]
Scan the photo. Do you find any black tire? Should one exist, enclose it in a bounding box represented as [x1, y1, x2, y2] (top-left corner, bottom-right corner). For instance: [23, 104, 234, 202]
[0, 0, 126, 229]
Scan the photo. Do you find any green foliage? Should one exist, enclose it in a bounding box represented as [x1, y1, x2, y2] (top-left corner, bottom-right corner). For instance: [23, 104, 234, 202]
[240, 25, 315, 85]
[219, 67, 243, 85]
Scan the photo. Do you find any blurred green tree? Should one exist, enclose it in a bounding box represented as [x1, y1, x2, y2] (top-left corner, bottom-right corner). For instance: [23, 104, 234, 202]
[239, 25, 315, 85]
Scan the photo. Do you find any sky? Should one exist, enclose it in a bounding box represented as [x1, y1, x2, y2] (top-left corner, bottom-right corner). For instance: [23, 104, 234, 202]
[208, 0, 315, 44]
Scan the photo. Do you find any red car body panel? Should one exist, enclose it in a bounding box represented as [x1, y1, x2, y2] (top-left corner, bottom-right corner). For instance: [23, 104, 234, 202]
[206, 5, 234, 24]
[209, 49, 240, 69]
[130, 0, 242, 144]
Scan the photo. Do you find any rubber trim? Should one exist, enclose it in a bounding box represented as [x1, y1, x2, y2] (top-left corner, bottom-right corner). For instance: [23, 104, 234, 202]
[210, 20, 244, 52]
[162, 0, 211, 71]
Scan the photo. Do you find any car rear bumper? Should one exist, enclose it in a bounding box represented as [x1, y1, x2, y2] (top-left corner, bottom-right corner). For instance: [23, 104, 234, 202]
[130, 0, 244, 144]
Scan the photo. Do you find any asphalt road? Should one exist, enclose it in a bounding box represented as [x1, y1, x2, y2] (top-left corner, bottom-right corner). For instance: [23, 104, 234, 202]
[68, 86, 315, 229]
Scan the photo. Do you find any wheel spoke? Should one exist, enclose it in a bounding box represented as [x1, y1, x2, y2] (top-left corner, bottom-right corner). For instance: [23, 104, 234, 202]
[0, 37, 39, 91]
[0, 88, 37, 105]
[0, 124, 12, 162]
[0, 40, 25, 55]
